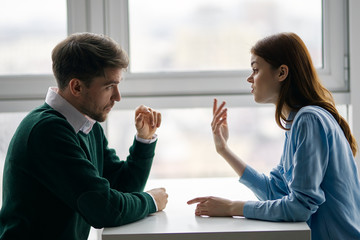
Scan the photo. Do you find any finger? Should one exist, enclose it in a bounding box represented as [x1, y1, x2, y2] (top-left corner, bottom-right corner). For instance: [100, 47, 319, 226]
[213, 117, 227, 134]
[213, 98, 218, 115]
[135, 113, 144, 129]
[135, 106, 150, 124]
[152, 110, 157, 128]
[156, 112, 162, 127]
[187, 197, 209, 205]
[147, 108, 154, 127]
[214, 101, 226, 117]
[211, 102, 226, 129]
[135, 105, 150, 115]
[195, 210, 209, 216]
[195, 205, 209, 216]
[212, 108, 227, 129]
[211, 105, 226, 127]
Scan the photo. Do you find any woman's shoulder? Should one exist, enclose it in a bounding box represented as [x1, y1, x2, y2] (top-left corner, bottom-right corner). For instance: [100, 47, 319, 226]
[295, 105, 333, 121]
[292, 105, 338, 131]
[297, 105, 329, 115]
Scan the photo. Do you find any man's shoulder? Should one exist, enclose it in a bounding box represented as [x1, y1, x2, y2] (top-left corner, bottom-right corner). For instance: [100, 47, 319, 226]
[7, 104, 76, 158]
[19, 103, 71, 135]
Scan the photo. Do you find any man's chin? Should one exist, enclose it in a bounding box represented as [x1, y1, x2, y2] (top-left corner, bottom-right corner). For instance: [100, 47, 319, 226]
[98, 115, 108, 122]
[89, 113, 108, 122]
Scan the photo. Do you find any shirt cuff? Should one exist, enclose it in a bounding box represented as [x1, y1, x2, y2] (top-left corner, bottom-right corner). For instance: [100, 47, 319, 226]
[136, 134, 158, 144]
[243, 200, 257, 219]
[145, 192, 158, 211]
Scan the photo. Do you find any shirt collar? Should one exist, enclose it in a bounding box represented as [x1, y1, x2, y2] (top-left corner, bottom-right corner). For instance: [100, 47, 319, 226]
[285, 110, 298, 130]
[45, 87, 96, 134]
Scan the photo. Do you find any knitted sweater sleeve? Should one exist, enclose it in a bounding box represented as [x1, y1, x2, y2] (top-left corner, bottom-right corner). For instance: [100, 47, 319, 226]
[101, 128, 156, 193]
[27, 117, 156, 228]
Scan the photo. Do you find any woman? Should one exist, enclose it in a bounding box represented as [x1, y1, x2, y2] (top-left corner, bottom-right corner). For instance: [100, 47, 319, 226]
[187, 32, 360, 240]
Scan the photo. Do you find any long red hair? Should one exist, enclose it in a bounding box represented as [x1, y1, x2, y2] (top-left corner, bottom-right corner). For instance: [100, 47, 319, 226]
[251, 32, 357, 156]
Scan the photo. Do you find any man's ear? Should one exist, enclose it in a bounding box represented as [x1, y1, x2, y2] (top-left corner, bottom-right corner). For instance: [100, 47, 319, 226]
[278, 64, 289, 82]
[68, 78, 83, 97]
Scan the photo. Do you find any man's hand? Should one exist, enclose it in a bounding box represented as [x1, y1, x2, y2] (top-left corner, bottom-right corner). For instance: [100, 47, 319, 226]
[135, 105, 161, 139]
[147, 188, 168, 211]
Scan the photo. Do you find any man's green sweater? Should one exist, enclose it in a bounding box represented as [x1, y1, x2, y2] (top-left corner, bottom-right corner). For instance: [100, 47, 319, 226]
[0, 104, 157, 239]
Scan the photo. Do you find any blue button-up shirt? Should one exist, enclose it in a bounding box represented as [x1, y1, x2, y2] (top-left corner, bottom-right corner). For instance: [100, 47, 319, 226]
[240, 105, 360, 240]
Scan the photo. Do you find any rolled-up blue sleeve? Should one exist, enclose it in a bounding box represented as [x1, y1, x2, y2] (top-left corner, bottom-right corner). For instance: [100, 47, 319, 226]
[241, 112, 328, 222]
[240, 165, 289, 201]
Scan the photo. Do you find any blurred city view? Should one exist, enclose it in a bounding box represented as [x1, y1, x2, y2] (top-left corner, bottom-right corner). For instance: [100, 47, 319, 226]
[0, 0, 66, 75]
[0, 0, 322, 75]
[129, 0, 322, 72]
[108, 106, 285, 179]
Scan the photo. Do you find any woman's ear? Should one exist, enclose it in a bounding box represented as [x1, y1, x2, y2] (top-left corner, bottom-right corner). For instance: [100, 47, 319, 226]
[68, 78, 83, 97]
[278, 65, 289, 82]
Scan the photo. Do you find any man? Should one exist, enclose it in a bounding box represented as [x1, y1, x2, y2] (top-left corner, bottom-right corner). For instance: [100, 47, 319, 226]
[0, 32, 168, 239]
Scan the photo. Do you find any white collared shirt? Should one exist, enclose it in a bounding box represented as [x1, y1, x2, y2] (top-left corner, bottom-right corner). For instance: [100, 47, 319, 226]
[44, 87, 157, 143]
[45, 87, 96, 134]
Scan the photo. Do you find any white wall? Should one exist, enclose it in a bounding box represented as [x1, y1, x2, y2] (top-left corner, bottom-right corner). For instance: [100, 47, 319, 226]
[349, 0, 360, 174]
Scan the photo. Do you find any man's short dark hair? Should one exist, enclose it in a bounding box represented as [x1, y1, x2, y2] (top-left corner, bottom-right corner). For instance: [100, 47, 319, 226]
[52, 32, 129, 90]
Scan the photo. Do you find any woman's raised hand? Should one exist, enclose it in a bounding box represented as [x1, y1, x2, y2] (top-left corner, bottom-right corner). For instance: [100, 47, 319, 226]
[211, 99, 229, 153]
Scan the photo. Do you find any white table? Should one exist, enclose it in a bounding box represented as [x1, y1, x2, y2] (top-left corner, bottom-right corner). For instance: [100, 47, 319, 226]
[102, 178, 310, 240]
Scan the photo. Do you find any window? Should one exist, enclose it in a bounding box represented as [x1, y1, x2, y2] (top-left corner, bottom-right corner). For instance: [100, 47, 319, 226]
[0, 0, 349, 105]
[128, 0, 322, 73]
[105, 0, 347, 99]
[107, 105, 349, 179]
[0, 0, 67, 101]
[0, 0, 67, 75]
[0, 112, 28, 206]
[108, 107, 284, 179]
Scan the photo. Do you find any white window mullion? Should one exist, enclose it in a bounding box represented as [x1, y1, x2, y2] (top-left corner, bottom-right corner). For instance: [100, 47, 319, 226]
[67, 0, 105, 34]
[106, 0, 130, 53]
[319, 0, 348, 91]
[66, 0, 88, 34]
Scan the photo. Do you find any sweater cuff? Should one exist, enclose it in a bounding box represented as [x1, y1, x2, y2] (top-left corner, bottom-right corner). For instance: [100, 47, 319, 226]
[130, 136, 157, 159]
[136, 134, 158, 144]
[142, 192, 157, 213]
[145, 192, 158, 212]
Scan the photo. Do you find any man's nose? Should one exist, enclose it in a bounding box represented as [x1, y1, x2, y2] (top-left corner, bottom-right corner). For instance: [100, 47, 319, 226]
[113, 86, 121, 102]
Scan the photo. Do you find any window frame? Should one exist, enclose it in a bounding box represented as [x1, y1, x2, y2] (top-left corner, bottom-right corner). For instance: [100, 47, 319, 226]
[0, 0, 350, 109]
[87, 0, 349, 101]
[0, 0, 358, 184]
[107, 0, 349, 103]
